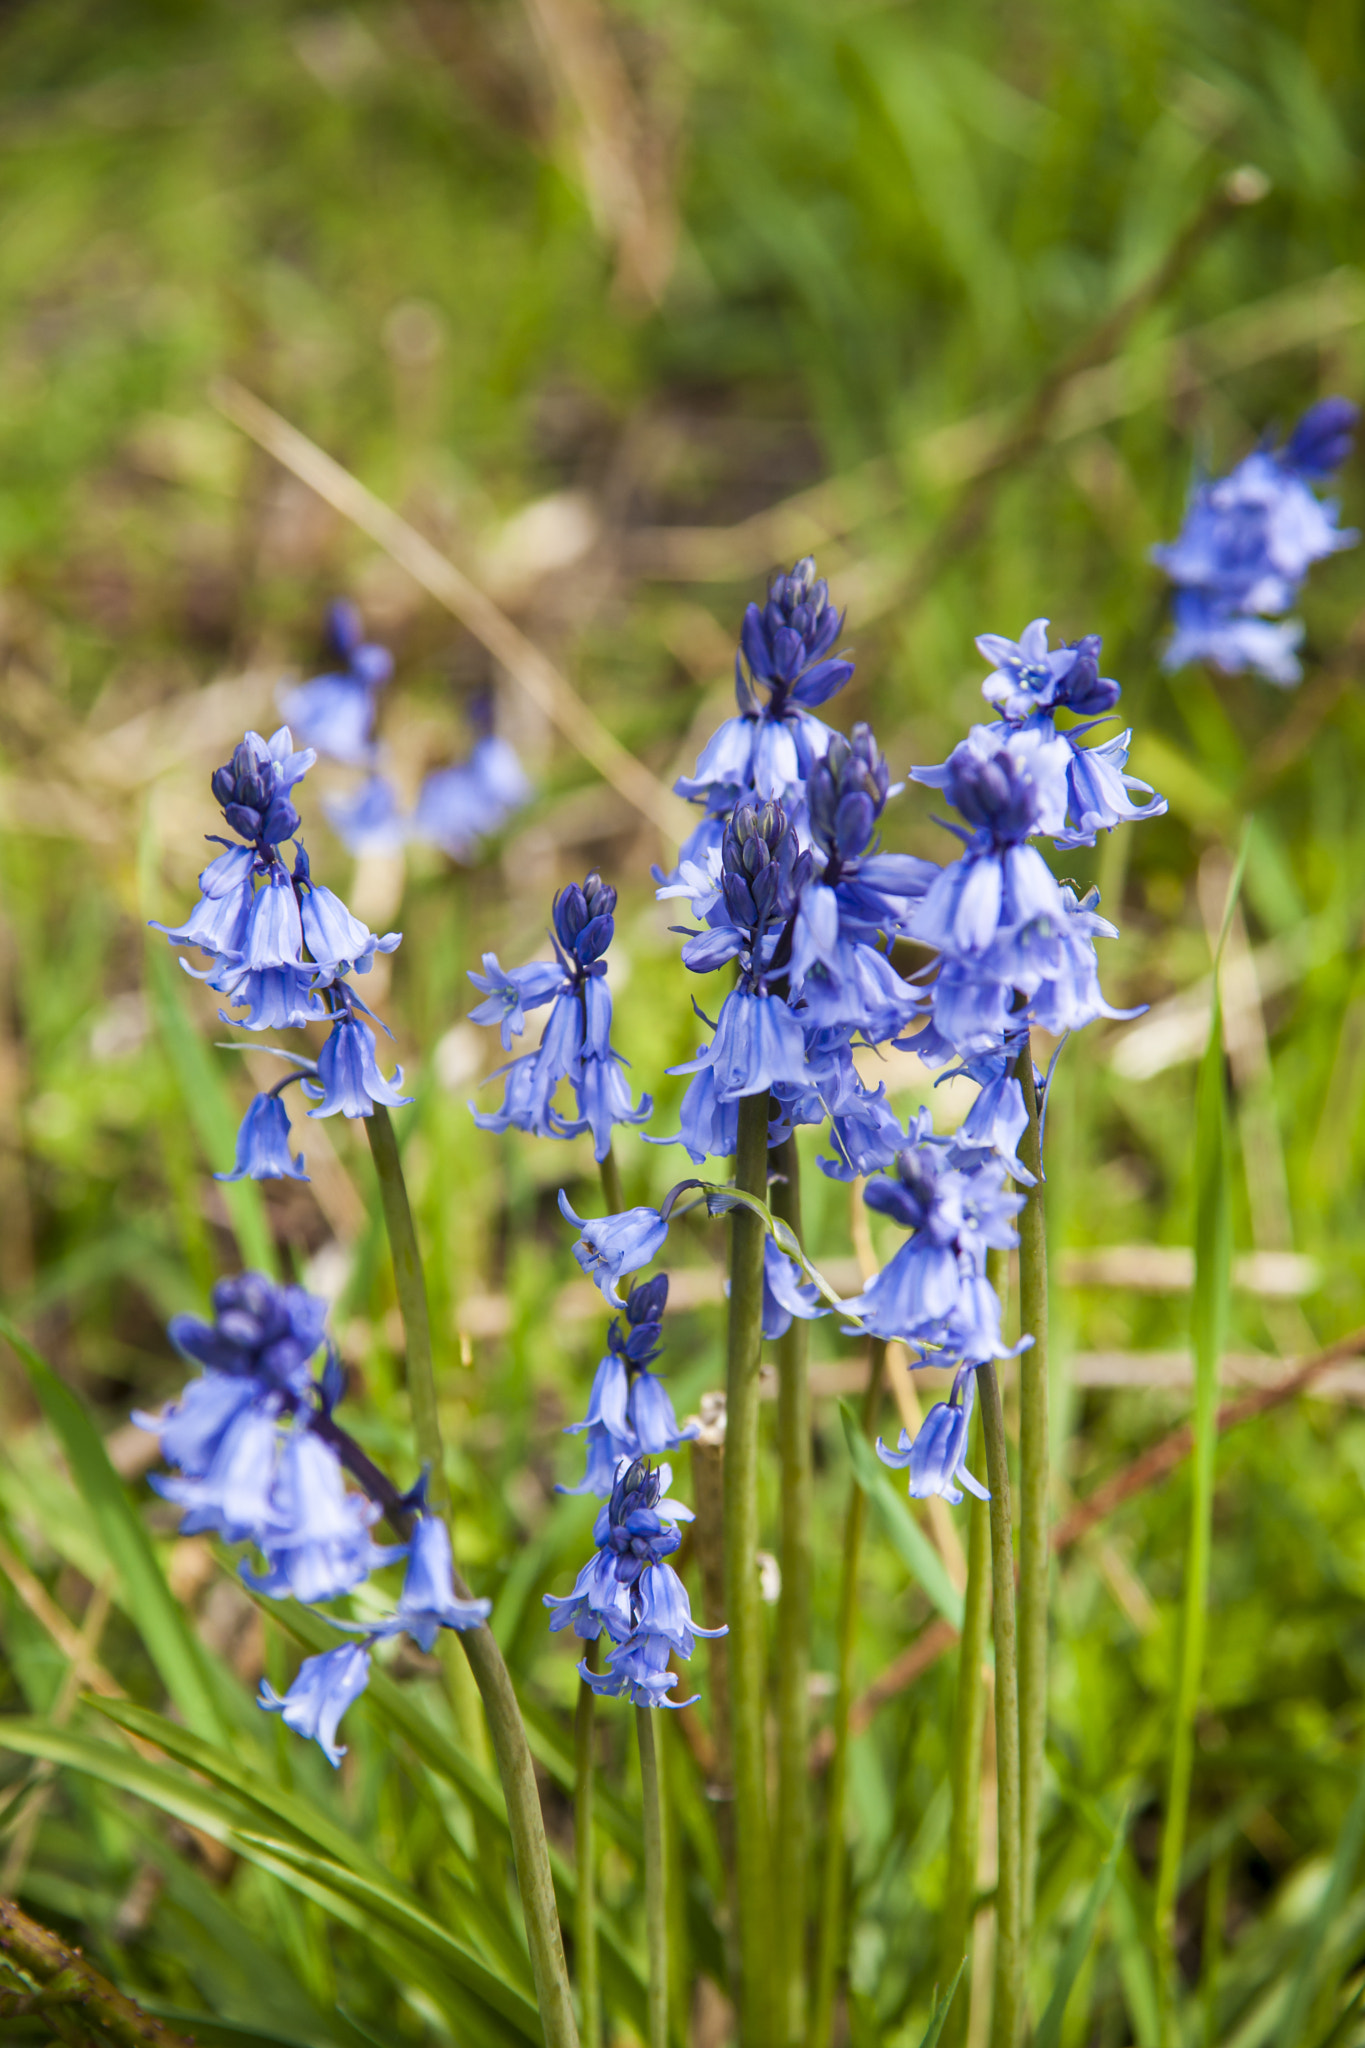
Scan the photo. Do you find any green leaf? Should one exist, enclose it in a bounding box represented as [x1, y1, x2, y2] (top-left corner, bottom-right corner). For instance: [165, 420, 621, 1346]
[256, 1598, 652, 2031]
[91, 1695, 535, 2000]
[1032, 1808, 1130, 2048]
[0, 1720, 536, 2045]
[839, 1398, 965, 1631]
[0, 1310, 229, 1742]
[141, 2014, 347, 2048]
[1155, 825, 1246, 1960]
[917, 1957, 968, 2048]
[1281, 1747, 1365, 2045]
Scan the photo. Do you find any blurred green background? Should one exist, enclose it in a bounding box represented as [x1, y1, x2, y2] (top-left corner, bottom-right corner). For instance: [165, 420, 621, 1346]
[1, 0, 1364, 2043]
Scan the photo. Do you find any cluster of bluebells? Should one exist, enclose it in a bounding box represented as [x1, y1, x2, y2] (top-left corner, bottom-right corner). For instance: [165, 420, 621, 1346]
[516, 557, 1172, 1513]
[280, 600, 530, 859]
[545, 1455, 725, 1708]
[154, 724, 411, 1181]
[560, 1275, 697, 1498]
[140, 1275, 489, 1764]
[1153, 397, 1358, 685]
[468, 871, 650, 1162]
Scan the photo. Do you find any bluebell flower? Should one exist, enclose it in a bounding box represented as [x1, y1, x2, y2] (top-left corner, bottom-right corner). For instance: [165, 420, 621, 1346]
[840, 1126, 1024, 1362]
[918, 624, 1167, 847]
[355, 1515, 491, 1651]
[242, 1427, 404, 1605]
[877, 1366, 987, 1505]
[149, 843, 256, 958]
[295, 845, 400, 977]
[975, 621, 1121, 723]
[907, 726, 1138, 1056]
[277, 601, 392, 767]
[1154, 397, 1358, 684]
[165, 1273, 329, 1398]
[259, 1643, 373, 1769]
[558, 1189, 679, 1306]
[152, 1398, 285, 1547]
[411, 735, 531, 860]
[667, 557, 853, 875]
[469, 871, 650, 1161]
[937, 1044, 1034, 1187]
[546, 1457, 723, 1707]
[303, 1006, 412, 1120]
[325, 774, 410, 856]
[562, 1276, 697, 1496]
[215, 1088, 309, 1183]
[210, 728, 316, 848]
[467, 953, 566, 1049]
[1161, 591, 1305, 688]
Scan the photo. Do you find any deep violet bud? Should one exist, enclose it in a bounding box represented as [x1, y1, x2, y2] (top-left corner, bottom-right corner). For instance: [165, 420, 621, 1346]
[211, 728, 315, 847]
[738, 555, 853, 711]
[806, 723, 890, 868]
[1284, 396, 1359, 481]
[941, 736, 1044, 845]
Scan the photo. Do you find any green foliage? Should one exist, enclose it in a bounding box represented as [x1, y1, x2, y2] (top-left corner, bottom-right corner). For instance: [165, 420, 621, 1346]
[0, 0, 1364, 2043]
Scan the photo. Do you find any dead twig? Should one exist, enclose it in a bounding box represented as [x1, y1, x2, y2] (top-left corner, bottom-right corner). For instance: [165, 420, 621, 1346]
[0, 1895, 195, 2048]
[210, 379, 694, 848]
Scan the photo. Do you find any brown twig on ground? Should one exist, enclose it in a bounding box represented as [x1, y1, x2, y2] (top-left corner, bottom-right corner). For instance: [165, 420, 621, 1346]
[812, 1325, 1365, 1766]
[0, 1894, 195, 2047]
[1050, 1323, 1365, 1552]
[210, 379, 694, 848]
[892, 165, 1270, 617]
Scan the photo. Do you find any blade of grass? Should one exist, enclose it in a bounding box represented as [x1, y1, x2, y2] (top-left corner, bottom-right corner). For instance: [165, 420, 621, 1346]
[1281, 1747, 1365, 2045]
[0, 1310, 228, 1743]
[1032, 1808, 1130, 2048]
[1154, 828, 1249, 2035]
[918, 1960, 970, 2048]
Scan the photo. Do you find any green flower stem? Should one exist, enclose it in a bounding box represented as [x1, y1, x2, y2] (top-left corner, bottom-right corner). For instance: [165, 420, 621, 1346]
[940, 1405, 991, 2048]
[1013, 1038, 1049, 1951]
[598, 1144, 624, 1217]
[575, 1640, 602, 2048]
[725, 1090, 779, 2048]
[637, 1706, 669, 2048]
[769, 1131, 812, 2048]
[366, 1105, 579, 2048]
[978, 1361, 1022, 2048]
[809, 1338, 886, 2048]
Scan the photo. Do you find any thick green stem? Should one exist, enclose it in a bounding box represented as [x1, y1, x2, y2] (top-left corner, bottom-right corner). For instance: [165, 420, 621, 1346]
[770, 1132, 812, 2048]
[1014, 1039, 1049, 1950]
[575, 1641, 602, 2048]
[978, 1362, 1021, 2048]
[809, 1341, 885, 2048]
[725, 1091, 778, 2048]
[637, 1706, 669, 2048]
[366, 1107, 579, 2048]
[598, 1144, 624, 1217]
[940, 1404, 990, 2048]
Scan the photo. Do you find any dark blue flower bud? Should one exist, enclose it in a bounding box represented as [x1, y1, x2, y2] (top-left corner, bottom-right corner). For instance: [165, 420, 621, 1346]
[943, 741, 1042, 845]
[1283, 396, 1358, 481]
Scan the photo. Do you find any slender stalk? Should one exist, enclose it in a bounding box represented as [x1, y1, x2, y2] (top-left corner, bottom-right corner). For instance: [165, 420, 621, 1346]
[1013, 1039, 1049, 1949]
[809, 1340, 885, 2048]
[978, 1362, 1021, 2048]
[598, 1143, 625, 1217]
[940, 1404, 990, 2048]
[770, 1131, 812, 2048]
[575, 1640, 602, 2048]
[366, 1106, 580, 2048]
[637, 1706, 669, 2048]
[725, 1091, 779, 2048]
[1154, 985, 1231, 2038]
